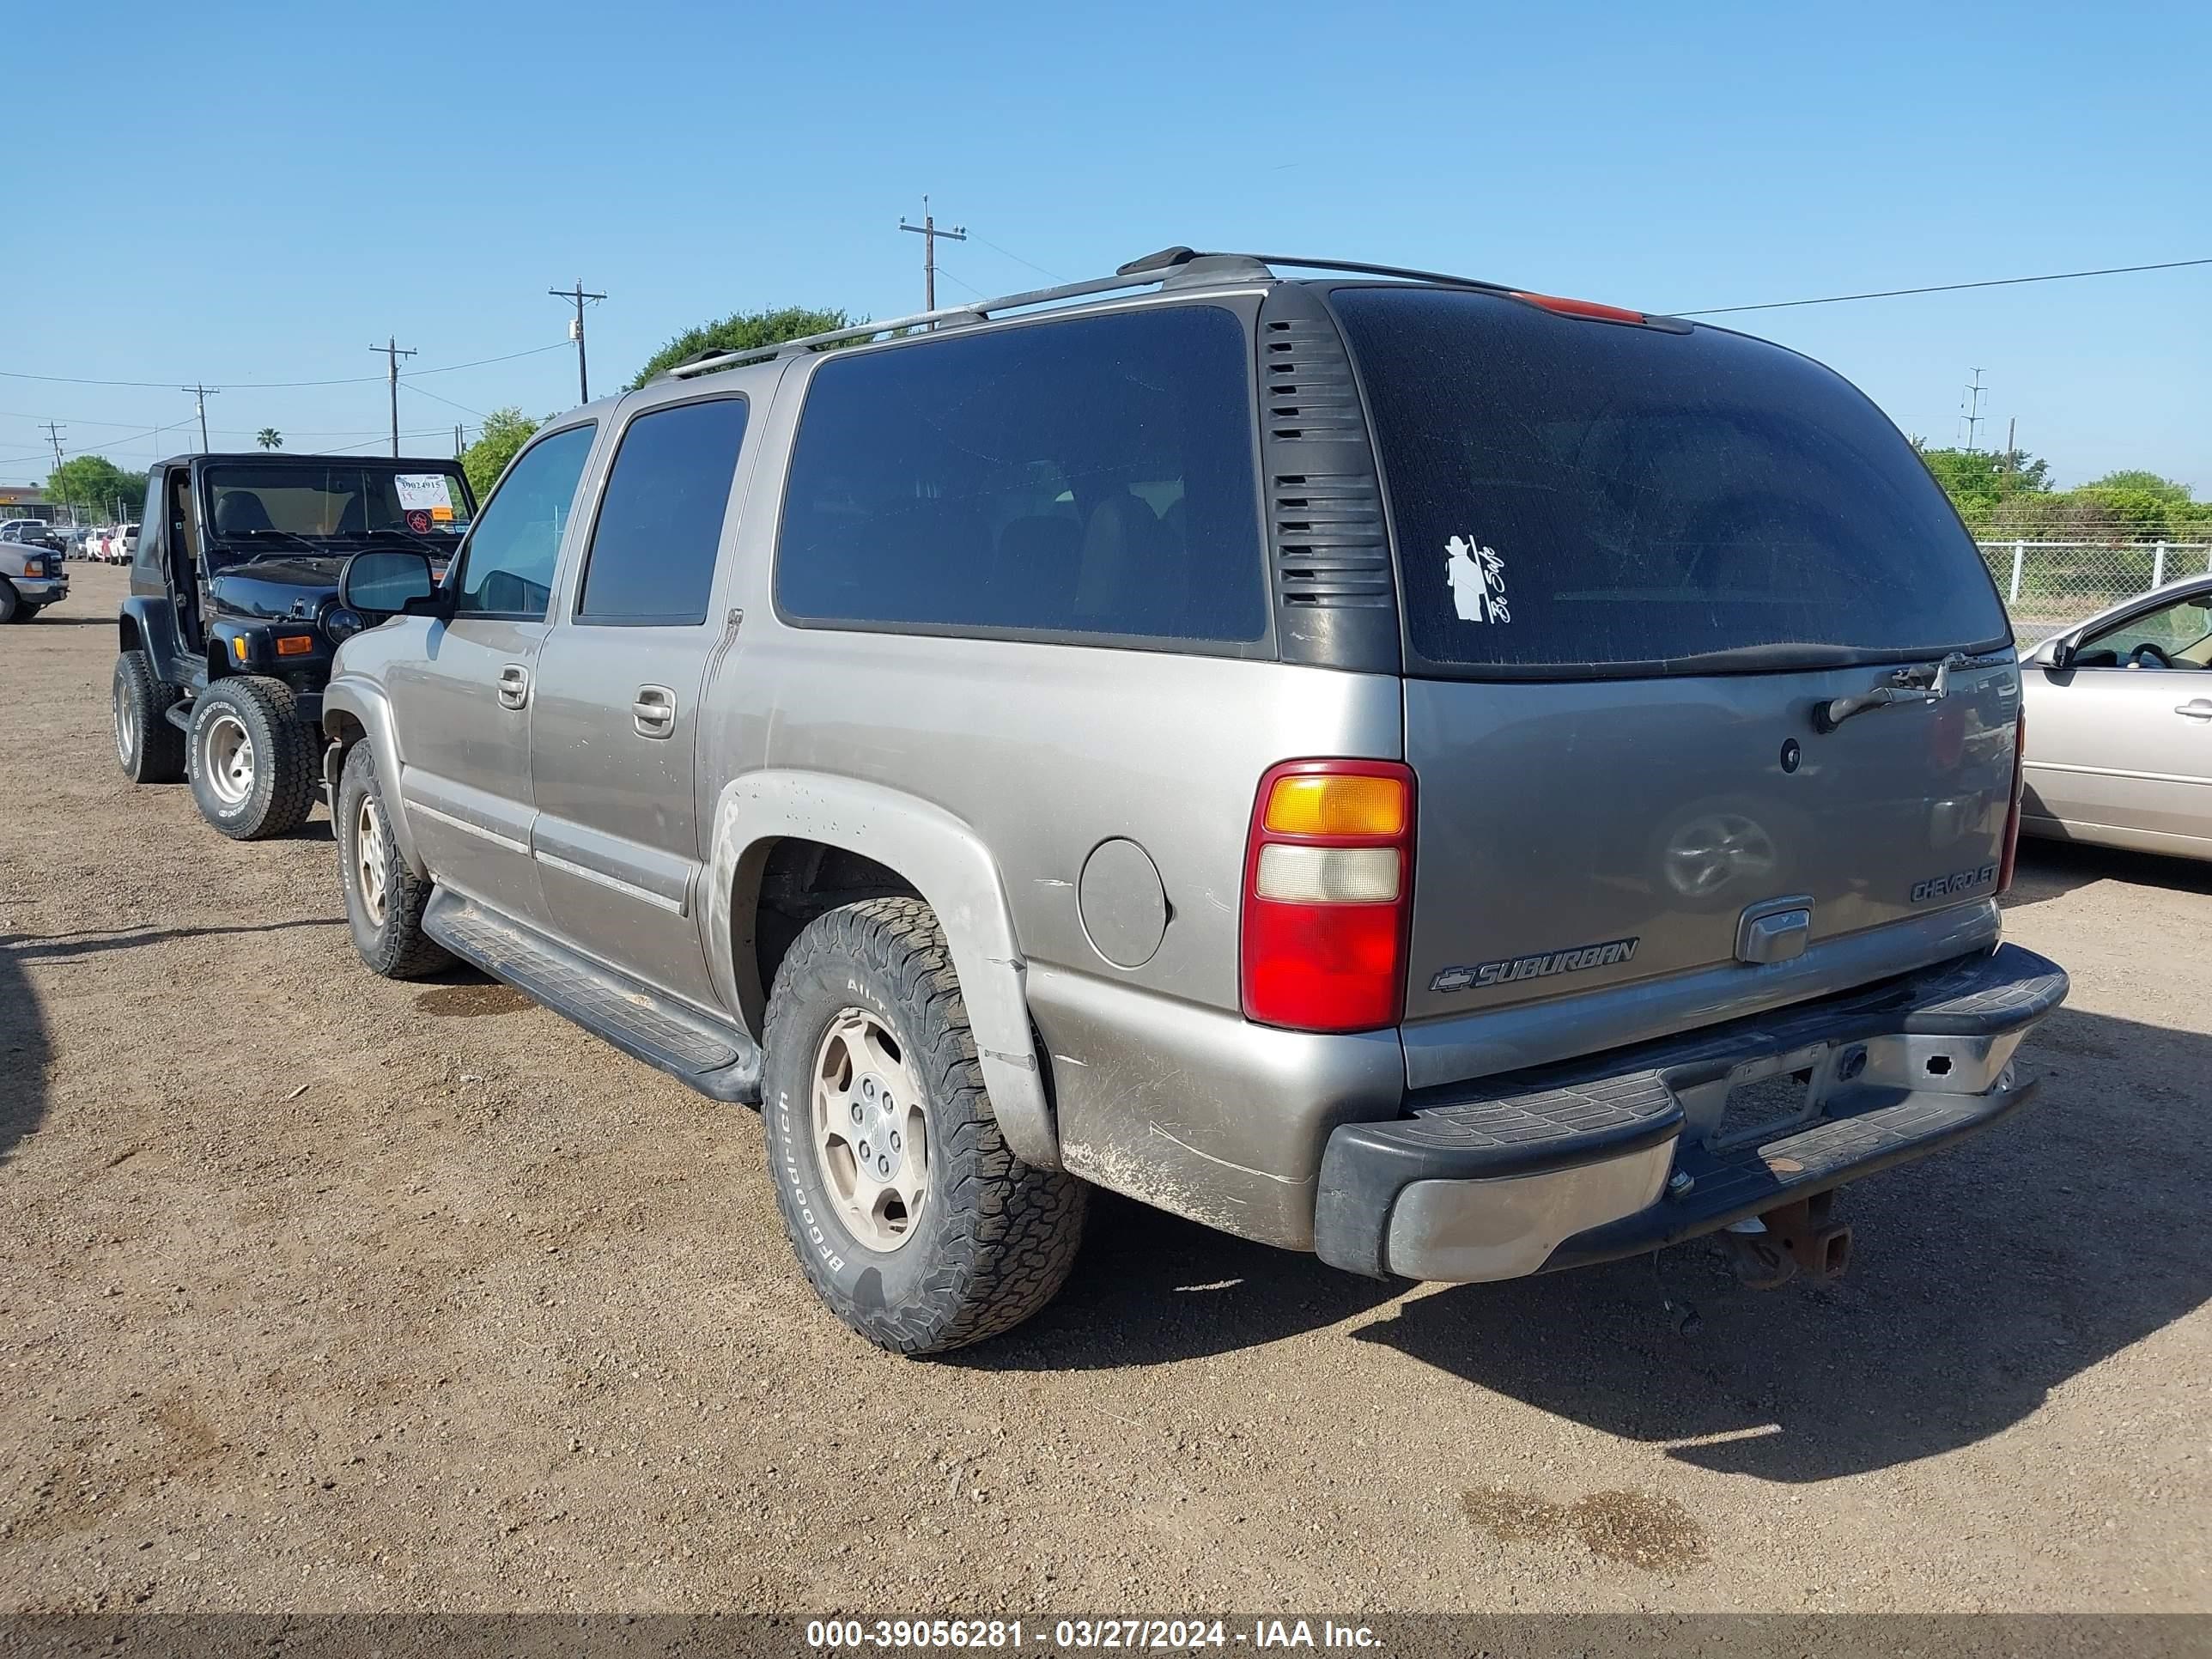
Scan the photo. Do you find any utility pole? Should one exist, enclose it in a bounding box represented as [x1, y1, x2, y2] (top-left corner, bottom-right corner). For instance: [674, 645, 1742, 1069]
[1960, 367, 1987, 453]
[454, 422, 466, 459]
[40, 422, 66, 520]
[899, 196, 967, 313]
[2004, 416, 2016, 471]
[549, 281, 605, 404]
[370, 338, 416, 457]
[180, 385, 219, 451]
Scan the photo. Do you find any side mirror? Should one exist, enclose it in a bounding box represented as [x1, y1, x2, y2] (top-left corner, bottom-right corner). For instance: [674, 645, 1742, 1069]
[338, 549, 445, 617]
[2043, 635, 2075, 672]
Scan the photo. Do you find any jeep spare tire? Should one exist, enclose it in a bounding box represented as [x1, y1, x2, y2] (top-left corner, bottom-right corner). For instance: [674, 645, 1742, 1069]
[113, 650, 186, 784]
[186, 677, 319, 840]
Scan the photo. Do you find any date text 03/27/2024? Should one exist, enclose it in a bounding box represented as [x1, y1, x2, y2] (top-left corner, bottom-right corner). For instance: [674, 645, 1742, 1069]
[805, 1618, 1381, 1650]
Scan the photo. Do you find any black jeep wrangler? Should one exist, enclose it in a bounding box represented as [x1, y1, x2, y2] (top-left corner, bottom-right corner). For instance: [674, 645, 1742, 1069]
[113, 453, 475, 838]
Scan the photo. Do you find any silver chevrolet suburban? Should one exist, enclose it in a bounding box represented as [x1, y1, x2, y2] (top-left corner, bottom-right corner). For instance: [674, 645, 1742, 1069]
[322, 248, 2066, 1352]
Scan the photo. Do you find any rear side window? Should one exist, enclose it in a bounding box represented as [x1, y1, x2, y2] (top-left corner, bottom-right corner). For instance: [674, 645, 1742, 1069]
[775, 305, 1267, 645]
[579, 396, 749, 624]
[1330, 288, 2010, 674]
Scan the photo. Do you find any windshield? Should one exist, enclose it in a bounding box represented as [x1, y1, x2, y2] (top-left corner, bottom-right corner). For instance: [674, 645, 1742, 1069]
[1329, 287, 2011, 675]
[202, 464, 473, 544]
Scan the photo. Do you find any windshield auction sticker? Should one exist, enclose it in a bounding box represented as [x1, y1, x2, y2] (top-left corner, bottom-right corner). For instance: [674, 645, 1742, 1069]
[395, 474, 457, 516]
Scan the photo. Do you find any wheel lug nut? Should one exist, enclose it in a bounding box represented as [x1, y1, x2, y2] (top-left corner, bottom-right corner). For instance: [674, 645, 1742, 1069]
[889, 1132, 901, 1151]
[858, 1141, 870, 1159]
[878, 1157, 891, 1176]
[862, 1079, 876, 1100]
[851, 1103, 863, 1123]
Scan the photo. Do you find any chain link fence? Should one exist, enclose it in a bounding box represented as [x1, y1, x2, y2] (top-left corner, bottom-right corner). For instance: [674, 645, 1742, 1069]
[1976, 540, 2212, 644]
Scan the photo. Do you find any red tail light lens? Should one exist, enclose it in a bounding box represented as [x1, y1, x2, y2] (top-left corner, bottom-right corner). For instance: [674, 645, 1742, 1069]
[1511, 291, 1648, 325]
[1997, 704, 2027, 894]
[1241, 759, 1415, 1033]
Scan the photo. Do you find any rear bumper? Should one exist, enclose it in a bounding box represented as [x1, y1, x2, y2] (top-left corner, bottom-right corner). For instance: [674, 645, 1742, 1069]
[1315, 943, 2067, 1280]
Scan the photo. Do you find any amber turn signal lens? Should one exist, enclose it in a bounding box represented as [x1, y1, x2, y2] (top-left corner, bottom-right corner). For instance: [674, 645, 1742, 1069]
[276, 635, 313, 656]
[1264, 774, 1407, 837]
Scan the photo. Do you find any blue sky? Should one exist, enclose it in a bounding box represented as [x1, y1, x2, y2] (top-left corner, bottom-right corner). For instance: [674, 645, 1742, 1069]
[6, 0, 2207, 493]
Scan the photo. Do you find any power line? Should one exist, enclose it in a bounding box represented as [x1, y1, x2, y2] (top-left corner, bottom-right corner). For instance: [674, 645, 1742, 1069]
[899, 196, 968, 313]
[0, 339, 568, 391]
[549, 281, 607, 403]
[370, 338, 416, 457]
[402, 380, 489, 421]
[968, 234, 1064, 283]
[1678, 256, 2212, 317]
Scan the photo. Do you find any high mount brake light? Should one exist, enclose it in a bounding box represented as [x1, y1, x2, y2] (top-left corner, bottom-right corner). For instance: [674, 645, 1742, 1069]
[1241, 760, 1415, 1033]
[1511, 291, 1649, 325]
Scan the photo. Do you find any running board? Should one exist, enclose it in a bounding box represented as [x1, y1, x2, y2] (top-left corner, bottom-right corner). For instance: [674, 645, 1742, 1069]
[422, 890, 763, 1104]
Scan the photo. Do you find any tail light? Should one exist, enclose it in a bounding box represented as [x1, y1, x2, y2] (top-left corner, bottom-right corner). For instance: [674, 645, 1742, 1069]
[1241, 759, 1415, 1032]
[1997, 705, 2027, 894]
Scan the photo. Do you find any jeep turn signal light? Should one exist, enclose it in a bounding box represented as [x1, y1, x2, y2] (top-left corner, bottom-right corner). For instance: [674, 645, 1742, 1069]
[1242, 760, 1415, 1034]
[276, 635, 313, 657]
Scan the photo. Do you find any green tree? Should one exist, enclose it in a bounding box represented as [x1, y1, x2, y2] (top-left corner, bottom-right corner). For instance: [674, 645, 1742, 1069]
[256, 428, 283, 450]
[461, 407, 542, 501]
[1912, 444, 2051, 528]
[46, 454, 149, 520]
[629, 307, 860, 390]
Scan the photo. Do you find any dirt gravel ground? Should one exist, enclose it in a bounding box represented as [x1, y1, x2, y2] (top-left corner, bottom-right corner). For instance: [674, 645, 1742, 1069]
[1, 564, 2206, 1614]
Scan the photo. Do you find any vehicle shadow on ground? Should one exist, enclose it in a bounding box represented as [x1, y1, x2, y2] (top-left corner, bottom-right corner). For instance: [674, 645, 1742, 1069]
[973, 1007, 2210, 1485]
[0, 918, 342, 964]
[0, 934, 51, 1167]
[22, 616, 112, 628]
[2004, 841, 2212, 908]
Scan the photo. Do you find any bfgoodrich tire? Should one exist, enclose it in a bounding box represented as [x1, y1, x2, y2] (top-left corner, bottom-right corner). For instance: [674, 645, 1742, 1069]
[336, 739, 450, 978]
[186, 677, 319, 840]
[763, 897, 1086, 1353]
[112, 650, 186, 784]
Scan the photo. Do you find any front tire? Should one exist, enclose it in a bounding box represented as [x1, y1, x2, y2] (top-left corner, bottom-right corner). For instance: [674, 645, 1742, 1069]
[112, 651, 186, 783]
[337, 739, 450, 978]
[12, 603, 41, 623]
[764, 897, 1086, 1353]
[186, 677, 319, 840]
[0, 581, 16, 623]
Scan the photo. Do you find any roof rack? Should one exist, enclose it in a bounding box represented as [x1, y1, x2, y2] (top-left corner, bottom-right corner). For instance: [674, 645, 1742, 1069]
[660, 247, 1513, 380]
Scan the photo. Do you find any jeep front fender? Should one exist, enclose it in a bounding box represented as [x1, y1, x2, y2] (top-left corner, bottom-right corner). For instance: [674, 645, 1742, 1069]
[706, 772, 1057, 1169]
[322, 674, 425, 876]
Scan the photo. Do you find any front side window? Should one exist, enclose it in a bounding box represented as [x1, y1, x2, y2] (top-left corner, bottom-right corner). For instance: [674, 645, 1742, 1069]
[2075, 593, 2212, 669]
[577, 396, 749, 624]
[775, 305, 1266, 644]
[453, 424, 597, 621]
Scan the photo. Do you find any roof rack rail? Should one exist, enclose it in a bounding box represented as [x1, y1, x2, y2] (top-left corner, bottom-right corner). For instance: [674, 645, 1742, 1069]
[661, 247, 1514, 380]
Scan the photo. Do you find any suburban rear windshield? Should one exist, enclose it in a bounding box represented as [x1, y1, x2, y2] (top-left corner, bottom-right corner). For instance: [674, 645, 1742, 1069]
[1329, 287, 2010, 675]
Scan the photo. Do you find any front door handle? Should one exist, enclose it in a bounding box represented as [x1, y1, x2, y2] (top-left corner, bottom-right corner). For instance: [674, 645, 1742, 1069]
[2176, 699, 2212, 721]
[496, 663, 530, 710]
[632, 684, 676, 738]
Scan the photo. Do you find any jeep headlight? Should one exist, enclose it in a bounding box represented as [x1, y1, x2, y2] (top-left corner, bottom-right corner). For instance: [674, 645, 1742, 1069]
[322, 603, 367, 644]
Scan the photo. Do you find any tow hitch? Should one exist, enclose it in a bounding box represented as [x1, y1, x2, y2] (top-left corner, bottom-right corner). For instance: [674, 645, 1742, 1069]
[1719, 1191, 1852, 1289]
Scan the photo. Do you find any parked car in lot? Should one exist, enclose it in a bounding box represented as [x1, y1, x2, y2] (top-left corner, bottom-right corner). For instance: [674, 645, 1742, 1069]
[0, 522, 69, 620]
[112, 453, 475, 838]
[323, 247, 2065, 1352]
[1, 518, 63, 555]
[2021, 574, 2212, 859]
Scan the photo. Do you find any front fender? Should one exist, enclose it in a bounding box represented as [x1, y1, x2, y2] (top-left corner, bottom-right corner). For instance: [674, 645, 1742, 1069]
[706, 771, 1057, 1169]
[322, 673, 425, 876]
[118, 595, 184, 684]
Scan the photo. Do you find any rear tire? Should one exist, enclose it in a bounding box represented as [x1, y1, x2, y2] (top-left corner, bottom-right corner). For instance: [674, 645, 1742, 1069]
[337, 739, 450, 978]
[763, 896, 1086, 1353]
[186, 677, 319, 840]
[112, 651, 185, 784]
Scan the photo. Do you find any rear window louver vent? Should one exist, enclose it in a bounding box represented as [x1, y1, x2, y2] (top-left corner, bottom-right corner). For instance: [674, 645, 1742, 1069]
[1272, 474, 1391, 610]
[1263, 315, 1390, 611]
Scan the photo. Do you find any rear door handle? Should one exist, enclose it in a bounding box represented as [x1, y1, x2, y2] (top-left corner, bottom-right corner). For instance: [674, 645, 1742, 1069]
[2176, 700, 2212, 720]
[632, 684, 676, 738]
[496, 663, 530, 710]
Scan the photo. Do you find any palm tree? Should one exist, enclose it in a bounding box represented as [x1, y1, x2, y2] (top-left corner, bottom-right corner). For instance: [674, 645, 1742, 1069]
[256, 428, 283, 451]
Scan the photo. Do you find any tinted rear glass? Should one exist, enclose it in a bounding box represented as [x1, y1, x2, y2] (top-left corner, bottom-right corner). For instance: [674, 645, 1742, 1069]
[1331, 288, 2009, 672]
[775, 304, 1267, 645]
[579, 395, 748, 623]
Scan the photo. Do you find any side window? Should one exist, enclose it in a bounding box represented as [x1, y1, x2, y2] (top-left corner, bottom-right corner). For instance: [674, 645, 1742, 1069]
[134, 476, 164, 571]
[775, 305, 1266, 644]
[453, 424, 597, 621]
[2076, 595, 2212, 669]
[577, 397, 750, 624]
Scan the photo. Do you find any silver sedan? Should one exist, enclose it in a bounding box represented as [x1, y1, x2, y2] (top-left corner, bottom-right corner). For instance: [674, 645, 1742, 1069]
[2019, 574, 2212, 859]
